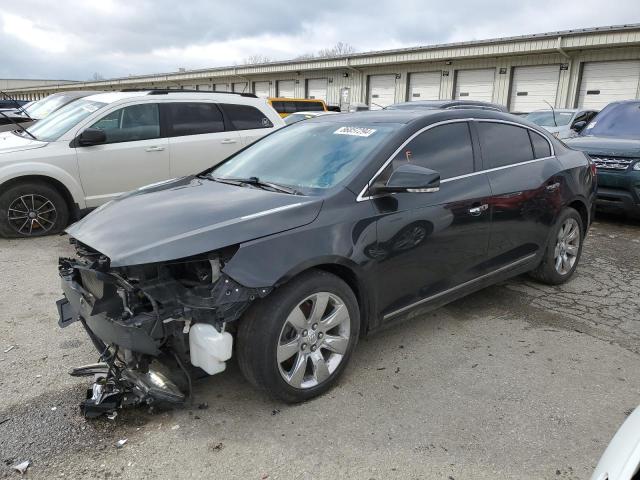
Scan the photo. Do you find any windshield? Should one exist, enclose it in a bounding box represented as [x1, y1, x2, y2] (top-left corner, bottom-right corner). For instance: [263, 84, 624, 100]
[211, 121, 400, 191]
[581, 102, 640, 139]
[25, 99, 106, 142]
[525, 111, 573, 127]
[24, 95, 78, 119]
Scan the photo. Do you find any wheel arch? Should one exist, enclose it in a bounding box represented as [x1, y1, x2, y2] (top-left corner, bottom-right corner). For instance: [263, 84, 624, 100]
[566, 196, 590, 233]
[274, 257, 374, 336]
[0, 174, 81, 220]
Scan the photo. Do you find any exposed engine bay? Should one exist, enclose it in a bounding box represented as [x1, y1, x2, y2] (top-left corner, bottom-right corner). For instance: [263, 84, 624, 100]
[57, 238, 271, 418]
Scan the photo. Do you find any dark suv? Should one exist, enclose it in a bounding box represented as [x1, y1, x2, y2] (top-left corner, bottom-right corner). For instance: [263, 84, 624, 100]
[56, 109, 595, 416]
[565, 100, 640, 218]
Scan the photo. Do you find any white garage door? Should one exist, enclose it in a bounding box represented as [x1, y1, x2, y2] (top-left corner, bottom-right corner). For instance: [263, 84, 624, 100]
[577, 60, 640, 109]
[368, 75, 396, 109]
[253, 81, 270, 98]
[277, 80, 295, 98]
[408, 72, 441, 101]
[233, 82, 248, 93]
[196, 84, 213, 91]
[214, 83, 229, 92]
[509, 65, 560, 112]
[307, 78, 327, 101]
[455, 69, 495, 102]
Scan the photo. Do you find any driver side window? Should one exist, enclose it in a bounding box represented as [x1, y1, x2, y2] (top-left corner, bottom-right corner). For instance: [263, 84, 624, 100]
[89, 103, 160, 144]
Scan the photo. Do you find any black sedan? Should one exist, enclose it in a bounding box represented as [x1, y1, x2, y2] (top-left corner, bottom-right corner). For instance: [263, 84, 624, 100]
[56, 109, 596, 415]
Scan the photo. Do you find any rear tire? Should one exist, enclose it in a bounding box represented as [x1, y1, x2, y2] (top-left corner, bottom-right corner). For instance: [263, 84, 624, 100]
[0, 181, 69, 238]
[529, 207, 584, 285]
[237, 270, 360, 403]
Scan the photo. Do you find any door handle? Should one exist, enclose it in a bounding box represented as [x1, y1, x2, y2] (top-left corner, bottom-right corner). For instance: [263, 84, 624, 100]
[546, 182, 560, 192]
[469, 204, 488, 216]
[145, 146, 165, 152]
[220, 139, 237, 144]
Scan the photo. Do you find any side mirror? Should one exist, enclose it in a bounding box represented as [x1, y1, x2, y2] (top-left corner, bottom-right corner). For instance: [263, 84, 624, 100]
[571, 120, 587, 132]
[371, 164, 441, 194]
[77, 128, 106, 146]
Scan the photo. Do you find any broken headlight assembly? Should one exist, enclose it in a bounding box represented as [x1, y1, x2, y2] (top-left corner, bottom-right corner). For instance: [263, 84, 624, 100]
[57, 240, 270, 418]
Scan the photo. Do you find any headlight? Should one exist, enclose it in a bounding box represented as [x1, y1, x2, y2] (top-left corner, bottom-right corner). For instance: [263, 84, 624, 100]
[633, 162, 640, 171]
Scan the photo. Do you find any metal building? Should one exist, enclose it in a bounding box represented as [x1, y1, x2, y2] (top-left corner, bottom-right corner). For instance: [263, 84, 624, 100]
[5, 24, 640, 111]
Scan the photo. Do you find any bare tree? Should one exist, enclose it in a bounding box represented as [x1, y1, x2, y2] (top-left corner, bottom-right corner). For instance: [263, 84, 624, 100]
[242, 54, 272, 65]
[89, 72, 104, 81]
[317, 42, 356, 58]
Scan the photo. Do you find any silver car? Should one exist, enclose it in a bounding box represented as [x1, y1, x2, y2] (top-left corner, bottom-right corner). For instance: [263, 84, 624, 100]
[525, 108, 598, 139]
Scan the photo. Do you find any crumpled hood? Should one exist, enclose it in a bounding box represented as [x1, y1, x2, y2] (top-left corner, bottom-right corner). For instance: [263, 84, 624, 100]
[0, 130, 47, 154]
[66, 176, 323, 267]
[564, 135, 640, 157]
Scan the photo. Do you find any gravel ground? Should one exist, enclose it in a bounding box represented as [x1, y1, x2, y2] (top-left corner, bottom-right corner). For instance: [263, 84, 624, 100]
[0, 214, 639, 479]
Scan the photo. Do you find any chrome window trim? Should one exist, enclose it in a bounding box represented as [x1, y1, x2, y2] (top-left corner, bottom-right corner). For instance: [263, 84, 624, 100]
[383, 252, 537, 320]
[356, 117, 555, 202]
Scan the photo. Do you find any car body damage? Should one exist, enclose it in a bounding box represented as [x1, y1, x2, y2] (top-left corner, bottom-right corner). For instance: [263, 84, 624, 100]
[58, 175, 322, 416]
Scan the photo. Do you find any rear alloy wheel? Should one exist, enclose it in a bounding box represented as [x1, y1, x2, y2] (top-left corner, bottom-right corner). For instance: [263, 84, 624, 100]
[237, 270, 359, 403]
[0, 182, 69, 238]
[529, 207, 584, 285]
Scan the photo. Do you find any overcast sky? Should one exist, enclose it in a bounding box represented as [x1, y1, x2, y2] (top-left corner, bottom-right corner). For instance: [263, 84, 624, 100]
[2, 0, 639, 80]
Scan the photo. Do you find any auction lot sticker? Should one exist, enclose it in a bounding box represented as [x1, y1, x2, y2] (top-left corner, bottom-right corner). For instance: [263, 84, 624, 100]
[334, 126, 377, 137]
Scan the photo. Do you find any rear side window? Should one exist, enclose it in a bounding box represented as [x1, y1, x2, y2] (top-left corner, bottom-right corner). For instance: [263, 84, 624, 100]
[528, 130, 552, 159]
[90, 103, 160, 144]
[477, 122, 534, 169]
[390, 122, 474, 179]
[298, 101, 324, 112]
[222, 104, 273, 130]
[165, 102, 224, 137]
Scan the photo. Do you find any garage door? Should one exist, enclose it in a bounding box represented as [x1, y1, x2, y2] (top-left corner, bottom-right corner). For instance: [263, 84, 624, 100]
[214, 83, 229, 92]
[196, 84, 212, 91]
[509, 65, 560, 112]
[307, 78, 327, 101]
[277, 80, 295, 98]
[368, 75, 396, 110]
[253, 81, 270, 98]
[454, 69, 495, 102]
[408, 72, 441, 101]
[233, 82, 248, 93]
[577, 60, 640, 109]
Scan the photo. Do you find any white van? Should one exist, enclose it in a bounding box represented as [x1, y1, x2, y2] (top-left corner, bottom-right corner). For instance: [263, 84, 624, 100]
[0, 90, 284, 237]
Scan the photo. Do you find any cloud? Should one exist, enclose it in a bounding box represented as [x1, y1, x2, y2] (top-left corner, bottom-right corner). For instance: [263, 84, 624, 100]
[1, 0, 639, 80]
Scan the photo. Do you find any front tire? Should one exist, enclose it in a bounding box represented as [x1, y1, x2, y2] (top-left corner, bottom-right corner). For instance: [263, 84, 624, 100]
[529, 207, 584, 285]
[0, 181, 69, 238]
[237, 270, 360, 403]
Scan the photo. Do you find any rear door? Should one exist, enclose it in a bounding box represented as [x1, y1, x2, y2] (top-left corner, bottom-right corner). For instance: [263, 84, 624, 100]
[370, 121, 492, 319]
[75, 102, 170, 207]
[163, 102, 241, 176]
[476, 120, 560, 267]
[220, 103, 276, 146]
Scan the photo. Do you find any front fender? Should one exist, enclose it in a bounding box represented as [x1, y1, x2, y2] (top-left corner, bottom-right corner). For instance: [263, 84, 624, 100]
[0, 162, 86, 208]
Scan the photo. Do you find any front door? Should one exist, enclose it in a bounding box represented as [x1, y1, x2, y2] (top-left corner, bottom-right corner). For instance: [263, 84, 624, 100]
[369, 121, 492, 319]
[75, 102, 170, 207]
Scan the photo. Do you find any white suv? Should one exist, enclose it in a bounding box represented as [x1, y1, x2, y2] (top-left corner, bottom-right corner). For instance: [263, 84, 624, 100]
[0, 90, 284, 237]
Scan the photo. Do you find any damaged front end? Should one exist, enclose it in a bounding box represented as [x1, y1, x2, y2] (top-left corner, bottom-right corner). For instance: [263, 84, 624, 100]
[57, 239, 270, 418]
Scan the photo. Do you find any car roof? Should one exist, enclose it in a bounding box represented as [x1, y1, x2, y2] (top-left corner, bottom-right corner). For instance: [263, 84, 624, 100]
[82, 90, 267, 105]
[388, 99, 508, 112]
[529, 108, 580, 113]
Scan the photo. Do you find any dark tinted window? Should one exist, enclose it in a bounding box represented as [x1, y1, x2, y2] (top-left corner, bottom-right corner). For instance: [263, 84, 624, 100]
[477, 122, 534, 169]
[581, 102, 640, 139]
[271, 101, 284, 113]
[90, 103, 160, 144]
[166, 102, 224, 136]
[528, 130, 551, 159]
[222, 104, 273, 130]
[391, 122, 474, 179]
[299, 101, 324, 112]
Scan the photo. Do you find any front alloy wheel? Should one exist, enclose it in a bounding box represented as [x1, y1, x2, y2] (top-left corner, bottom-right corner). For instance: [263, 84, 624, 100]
[277, 292, 351, 389]
[554, 217, 580, 275]
[237, 270, 359, 403]
[7, 194, 58, 236]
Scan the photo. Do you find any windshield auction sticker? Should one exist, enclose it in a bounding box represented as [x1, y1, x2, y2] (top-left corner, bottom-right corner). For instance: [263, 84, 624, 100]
[333, 126, 376, 137]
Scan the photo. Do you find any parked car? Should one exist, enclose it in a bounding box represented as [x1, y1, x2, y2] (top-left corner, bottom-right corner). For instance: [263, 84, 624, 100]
[268, 98, 328, 117]
[0, 91, 98, 133]
[0, 90, 284, 237]
[387, 99, 508, 112]
[0, 99, 29, 110]
[56, 108, 595, 416]
[525, 108, 598, 139]
[284, 110, 338, 125]
[591, 405, 640, 480]
[565, 100, 640, 219]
